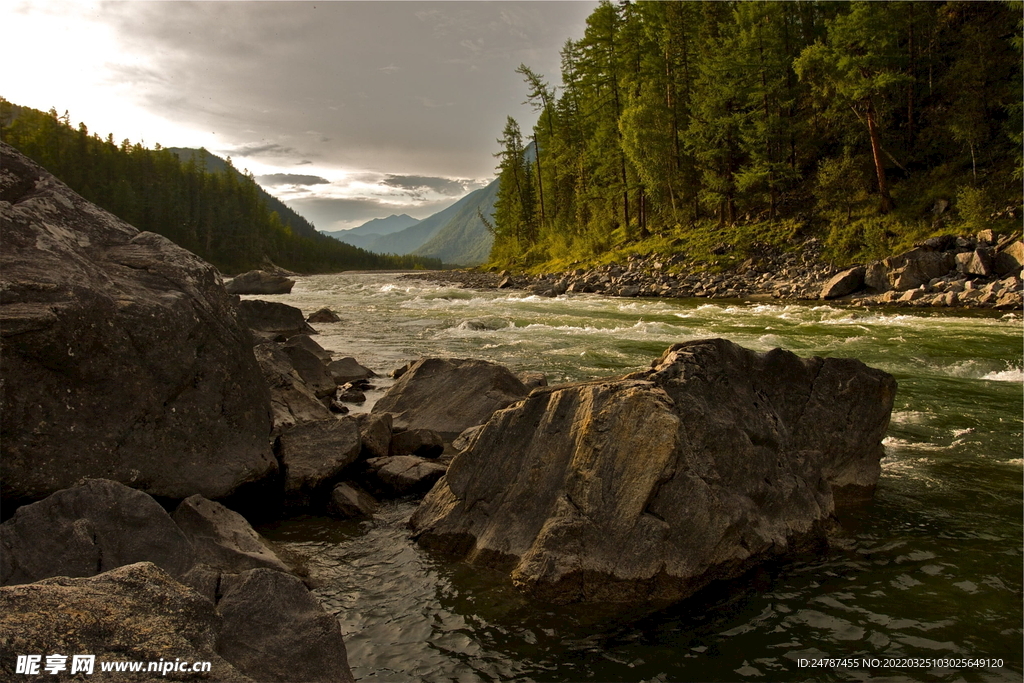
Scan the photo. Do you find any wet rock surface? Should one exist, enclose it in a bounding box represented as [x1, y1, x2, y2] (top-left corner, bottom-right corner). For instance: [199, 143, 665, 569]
[225, 269, 295, 295]
[371, 357, 529, 441]
[411, 338, 896, 605]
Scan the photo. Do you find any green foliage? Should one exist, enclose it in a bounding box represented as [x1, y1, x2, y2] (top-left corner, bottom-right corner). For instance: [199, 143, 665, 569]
[0, 100, 441, 273]
[955, 185, 995, 233]
[489, 0, 1022, 271]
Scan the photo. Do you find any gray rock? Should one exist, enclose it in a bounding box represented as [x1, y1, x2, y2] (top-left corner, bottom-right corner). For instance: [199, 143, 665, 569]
[216, 568, 354, 683]
[328, 356, 376, 384]
[283, 333, 332, 363]
[411, 339, 895, 605]
[885, 248, 955, 291]
[365, 456, 447, 496]
[306, 307, 341, 323]
[237, 299, 316, 338]
[391, 428, 445, 458]
[820, 266, 866, 299]
[254, 342, 332, 433]
[0, 145, 276, 509]
[355, 412, 393, 459]
[327, 482, 378, 518]
[335, 384, 367, 403]
[0, 562, 255, 683]
[276, 418, 362, 509]
[225, 270, 295, 295]
[371, 357, 529, 440]
[955, 249, 994, 277]
[452, 425, 485, 452]
[864, 262, 890, 293]
[518, 371, 548, 390]
[1, 479, 194, 586]
[995, 240, 1024, 276]
[172, 495, 290, 575]
[282, 344, 337, 398]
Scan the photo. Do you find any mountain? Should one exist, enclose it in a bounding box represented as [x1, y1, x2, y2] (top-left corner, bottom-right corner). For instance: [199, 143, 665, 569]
[322, 214, 421, 251]
[342, 214, 420, 237]
[412, 178, 498, 265]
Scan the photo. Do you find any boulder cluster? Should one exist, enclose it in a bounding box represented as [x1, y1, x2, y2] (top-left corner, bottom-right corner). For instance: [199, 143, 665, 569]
[407, 231, 1023, 311]
[1, 141, 902, 680]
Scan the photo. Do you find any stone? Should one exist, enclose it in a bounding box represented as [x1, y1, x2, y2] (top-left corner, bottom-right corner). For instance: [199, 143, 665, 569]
[306, 307, 341, 323]
[237, 299, 316, 338]
[224, 270, 295, 295]
[328, 356, 376, 384]
[518, 371, 548, 390]
[619, 285, 641, 297]
[976, 229, 997, 245]
[254, 342, 332, 433]
[452, 425, 485, 452]
[0, 145, 276, 510]
[898, 289, 925, 303]
[390, 428, 445, 458]
[276, 418, 362, 509]
[995, 291, 1023, 310]
[995, 240, 1024, 276]
[885, 248, 955, 291]
[0, 562, 255, 683]
[864, 262, 891, 293]
[283, 333, 332, 363]
[282, 344, 336, 398]
[355, 412, 393, 459]
[820, 266, 866, 299]
[335, 385, 367, 403]
[371, 357, 529, 440]
[411, 338, 895, 605]
[172, 495, 290, 575]
[1, 479, 195, 586]
[327, 482, 378, 518]
[955, 249, 994, 277]
[365, 456, 448, 496]
[215, 568, 355, 683]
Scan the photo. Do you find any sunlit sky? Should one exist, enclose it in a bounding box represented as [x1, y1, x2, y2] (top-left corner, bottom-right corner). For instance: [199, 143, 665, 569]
[3, 1, 596, 231]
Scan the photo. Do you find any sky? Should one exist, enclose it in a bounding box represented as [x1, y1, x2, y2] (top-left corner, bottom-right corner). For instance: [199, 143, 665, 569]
[3, 1, 597, 231]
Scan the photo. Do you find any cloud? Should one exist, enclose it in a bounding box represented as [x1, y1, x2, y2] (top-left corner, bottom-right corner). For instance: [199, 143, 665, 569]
[257, 173, 329, 186]
[228, 142, 301, 158]
[381, 175, 467, 196]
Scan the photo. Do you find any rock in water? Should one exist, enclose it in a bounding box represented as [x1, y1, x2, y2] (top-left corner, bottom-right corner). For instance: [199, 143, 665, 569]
[172, 495, 291, 575]
[0, 144, 276, 511]
[411, 338, 895, 605]
[216, 568, 354, 683]
[372, 357, 529, 440]
[225, 269, 295, 295]
[0, 563, 256, 683]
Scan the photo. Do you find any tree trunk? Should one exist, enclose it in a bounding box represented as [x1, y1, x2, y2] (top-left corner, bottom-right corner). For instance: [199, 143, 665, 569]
[865, 100, 894, 213]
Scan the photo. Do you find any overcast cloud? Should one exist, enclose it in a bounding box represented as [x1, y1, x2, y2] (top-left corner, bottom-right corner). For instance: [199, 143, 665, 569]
[3, 1, 597, 231]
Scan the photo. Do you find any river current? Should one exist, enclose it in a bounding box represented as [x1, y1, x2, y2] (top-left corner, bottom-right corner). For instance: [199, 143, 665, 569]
[255, 272, 1022, 682]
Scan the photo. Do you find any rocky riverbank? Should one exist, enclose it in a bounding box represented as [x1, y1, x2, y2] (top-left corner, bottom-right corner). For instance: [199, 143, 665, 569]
[403, 231, 1024, 311]
[1, 141, 901, 679]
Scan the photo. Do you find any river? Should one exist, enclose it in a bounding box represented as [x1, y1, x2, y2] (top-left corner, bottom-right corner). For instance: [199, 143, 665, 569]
[255, 272, 1022, 683]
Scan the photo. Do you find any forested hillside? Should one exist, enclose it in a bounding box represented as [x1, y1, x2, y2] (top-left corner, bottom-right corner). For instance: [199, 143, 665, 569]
[491, 0, 1022, 271]
[0, 100, 442, 274]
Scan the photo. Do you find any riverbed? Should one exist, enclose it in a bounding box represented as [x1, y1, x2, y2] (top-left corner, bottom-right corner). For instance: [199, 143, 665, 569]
[257, 272, 1022, 682]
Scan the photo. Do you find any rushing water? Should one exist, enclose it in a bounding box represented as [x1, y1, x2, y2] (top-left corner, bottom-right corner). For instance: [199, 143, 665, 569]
[256, 272, 1023, 682]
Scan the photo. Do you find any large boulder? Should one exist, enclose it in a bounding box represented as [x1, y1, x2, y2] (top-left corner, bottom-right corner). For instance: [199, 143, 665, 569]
[216, 568, 354, 683]
[371, 357, 529, 440]
[172, 495, 290, 575]
[884, 248, 956, 291]
[365, 456, 447, 496]
[0, 144, 276, 511]
[237, 299, 316, 339]
[225, 270, 295, 295]
[994, 240, 1024, 276]
[254, 342, 332, 433]
[0, 562, 255, 682]
[411, 339, 895, 605]
[275, 418, 362, 509]
[281, 344, 337, 398]
[328, 356, 375, 384]
[819, 266, 866, 299]
[1, 479, 194, 586]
